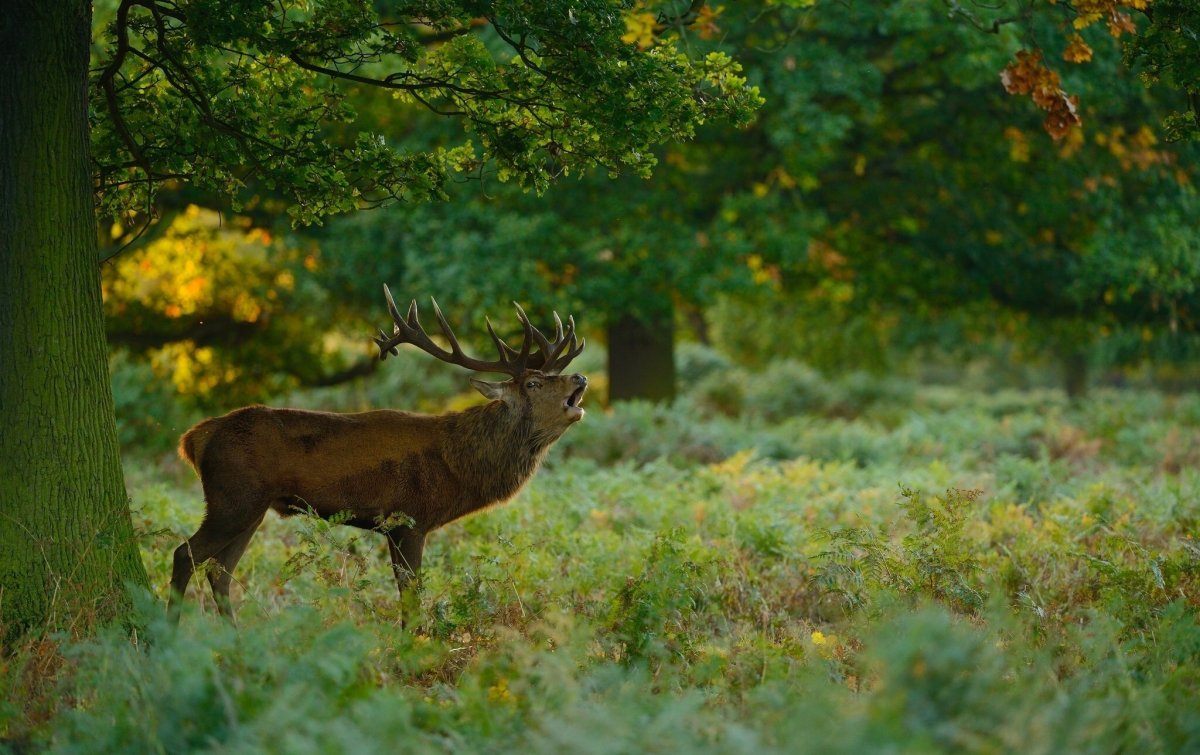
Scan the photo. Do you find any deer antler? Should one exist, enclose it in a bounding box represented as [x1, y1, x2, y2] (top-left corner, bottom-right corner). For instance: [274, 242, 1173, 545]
[373, 285, 585, 377]
[516, 304, 586, 374]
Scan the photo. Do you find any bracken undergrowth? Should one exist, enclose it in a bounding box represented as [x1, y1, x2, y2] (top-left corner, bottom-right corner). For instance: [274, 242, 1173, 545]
[3, 371, 1199, 753]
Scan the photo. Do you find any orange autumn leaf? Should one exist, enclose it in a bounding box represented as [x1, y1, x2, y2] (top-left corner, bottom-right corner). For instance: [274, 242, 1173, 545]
[1043, 93, 1082, 140]
[1107, 11, 1137, 37]
[1064, 34, 1094, 63]
[1001, 49, 1082, 140]
[695, 4, 723, 40]
[1069, 0, 1147, 36]
[1000, 50, 1057, 97]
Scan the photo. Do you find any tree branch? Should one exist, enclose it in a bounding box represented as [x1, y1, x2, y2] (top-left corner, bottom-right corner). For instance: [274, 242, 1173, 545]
[659, 1, 708, 27]
[106, 314, 264, 349]
[414, 18, 487, 46]
[942, 0, 1022, 34]
[97, 0, 153, 184]
[303, 357, 380, 387]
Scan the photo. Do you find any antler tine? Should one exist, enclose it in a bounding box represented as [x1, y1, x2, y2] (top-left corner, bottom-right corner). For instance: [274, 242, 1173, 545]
[544, 315, 586, 373]
[552, 311, 564, 341]
[374, 327, 400, 359]
[383, 284, 405, 330]
[506, 304, 586, 374]
[430, 297, 467, 358]
[514, 301, 554, 357]
[374, 285, 535, 378]
[511, 302, 534, 368]
[485, 317, 521, 361]
[536, 311, 572, 368]
[554, 335, 586, 372]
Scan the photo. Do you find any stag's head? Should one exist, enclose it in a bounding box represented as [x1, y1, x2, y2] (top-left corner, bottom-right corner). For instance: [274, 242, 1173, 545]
[471, 369, 588, 435]
[373, 286, 588, 435]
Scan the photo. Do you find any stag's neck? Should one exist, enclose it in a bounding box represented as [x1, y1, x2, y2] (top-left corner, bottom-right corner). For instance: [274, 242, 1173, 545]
[444, 400, 552, 509]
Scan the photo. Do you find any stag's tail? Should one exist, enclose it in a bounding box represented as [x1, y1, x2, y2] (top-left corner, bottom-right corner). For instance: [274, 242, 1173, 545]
[178, 418, 219, 472]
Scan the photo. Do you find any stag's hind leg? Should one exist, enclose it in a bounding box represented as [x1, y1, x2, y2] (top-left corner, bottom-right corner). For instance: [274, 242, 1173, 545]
[206, 513, 266, 619]
[169, 488, 269, 620]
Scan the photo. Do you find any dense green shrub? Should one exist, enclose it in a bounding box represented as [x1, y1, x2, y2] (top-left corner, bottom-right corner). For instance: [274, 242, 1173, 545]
[688, 358, 915, 422]
[675, 342, 733, 385]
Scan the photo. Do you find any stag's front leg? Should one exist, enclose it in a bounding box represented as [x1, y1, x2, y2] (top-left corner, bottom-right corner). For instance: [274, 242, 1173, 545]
[386, 527, 426, 596]
[387, 527, 426, 628]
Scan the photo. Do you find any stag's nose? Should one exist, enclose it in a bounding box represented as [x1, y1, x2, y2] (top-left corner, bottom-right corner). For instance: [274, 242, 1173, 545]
[571, 373, 587, 386]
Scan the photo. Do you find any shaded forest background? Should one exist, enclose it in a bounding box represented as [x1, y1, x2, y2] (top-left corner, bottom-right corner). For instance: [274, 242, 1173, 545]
[99, 0, 1199, 442]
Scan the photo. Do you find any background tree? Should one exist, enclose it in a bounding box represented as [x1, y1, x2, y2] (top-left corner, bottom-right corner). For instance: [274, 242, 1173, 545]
[943, 0, 1199, 143]
[298, 0, 1197, 403]
[0, 0, 760, 637]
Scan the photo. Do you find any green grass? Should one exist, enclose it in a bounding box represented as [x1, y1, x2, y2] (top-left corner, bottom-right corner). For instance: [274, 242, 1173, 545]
[4, 376, 1200, 753]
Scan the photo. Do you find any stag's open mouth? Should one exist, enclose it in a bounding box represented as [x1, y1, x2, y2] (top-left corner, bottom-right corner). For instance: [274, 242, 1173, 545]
[564, 385, 586, 420]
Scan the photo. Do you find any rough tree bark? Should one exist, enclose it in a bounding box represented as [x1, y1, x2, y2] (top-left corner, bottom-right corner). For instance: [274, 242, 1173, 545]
[0, 0, 148, 638]
[606, 295, 677, 403]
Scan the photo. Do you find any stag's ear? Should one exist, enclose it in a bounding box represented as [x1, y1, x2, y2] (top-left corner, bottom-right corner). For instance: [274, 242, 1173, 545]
[471, 378, 517, 405]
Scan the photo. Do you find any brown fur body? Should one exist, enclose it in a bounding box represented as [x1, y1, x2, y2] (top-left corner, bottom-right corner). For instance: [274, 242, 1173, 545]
[170, 369, 586, 619]
[180, 403, 546, 530]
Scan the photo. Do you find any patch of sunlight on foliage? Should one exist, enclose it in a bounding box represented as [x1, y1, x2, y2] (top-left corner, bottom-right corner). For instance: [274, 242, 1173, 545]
[102, 204, 332, 417]
[102, 205, 279, 324]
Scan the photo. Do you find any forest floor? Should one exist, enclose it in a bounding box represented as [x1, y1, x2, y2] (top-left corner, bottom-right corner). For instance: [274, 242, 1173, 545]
[5, 371, 1200, 753]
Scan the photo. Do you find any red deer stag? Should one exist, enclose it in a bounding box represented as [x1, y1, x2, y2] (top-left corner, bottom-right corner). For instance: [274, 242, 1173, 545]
[169, 286, 586, 619]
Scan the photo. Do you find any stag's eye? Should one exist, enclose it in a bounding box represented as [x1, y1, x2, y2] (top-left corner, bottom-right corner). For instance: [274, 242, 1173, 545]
[526, 380, 541, 389]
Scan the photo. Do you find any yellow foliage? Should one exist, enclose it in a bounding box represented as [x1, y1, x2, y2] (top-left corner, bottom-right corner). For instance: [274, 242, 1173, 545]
[486, 678, 515, 704]
[771, 166, 797, 190]
[621, 12, 657, 49]
[1058, 124, 1085, 158]
[1063, 34, 1094, 63]
[694, 5, 723, 40]
[101, 205, 300, 400]
[154, 344, 234, 396]
[1068, 0, 1141, 36]
[1099, 125, 1174, 172]
[744, 253, 781, 289]
[589, 509, 612, 529]
[1004, 127, 1031, 162]
[103, 205, 285, 320]
[709, 449, 755, 479]
[231, 292, 263, 323]
[810, 630, 839, 659]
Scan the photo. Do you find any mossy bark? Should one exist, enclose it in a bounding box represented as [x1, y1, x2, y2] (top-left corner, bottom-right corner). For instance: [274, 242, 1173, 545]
[0, 0, 149, 638]
[606, 296, 676, 403]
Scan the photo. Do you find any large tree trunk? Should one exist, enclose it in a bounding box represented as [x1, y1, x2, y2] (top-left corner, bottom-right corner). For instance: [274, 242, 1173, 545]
[0, 0, 148, 638]
[606, 297, 676, 403]
[1062, 349, 1088, 400]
